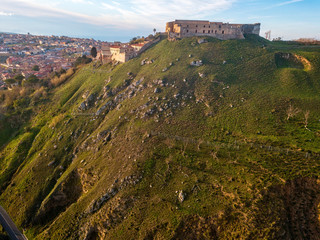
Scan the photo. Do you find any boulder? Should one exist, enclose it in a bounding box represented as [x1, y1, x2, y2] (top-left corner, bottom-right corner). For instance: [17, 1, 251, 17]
[198, 38, 207, 44]
[87, 93, 95, 103]
[97, 130, 109, 140]
[79, 101, 87, 110]
[198, 73, 205, 78]
[178, 190, 186, 203]
[154, 88, 161, 93]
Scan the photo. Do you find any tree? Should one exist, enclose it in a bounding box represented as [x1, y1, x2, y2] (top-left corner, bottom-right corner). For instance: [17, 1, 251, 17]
[91, 47, 97, 58]
[4, 78, 16, 85]
[26, 74, 39, 84]
[14, 74, 24, 84]
[32, 65, 40, 71]
[286, 104, 300, 121]
[304, 110, 310, 128]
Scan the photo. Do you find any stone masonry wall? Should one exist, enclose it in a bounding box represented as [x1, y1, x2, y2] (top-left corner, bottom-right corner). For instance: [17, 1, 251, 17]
[166, 20, 260, 40]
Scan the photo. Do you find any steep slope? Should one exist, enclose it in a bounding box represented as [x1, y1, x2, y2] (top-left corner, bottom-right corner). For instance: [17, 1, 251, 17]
[1, 36, 320, 239]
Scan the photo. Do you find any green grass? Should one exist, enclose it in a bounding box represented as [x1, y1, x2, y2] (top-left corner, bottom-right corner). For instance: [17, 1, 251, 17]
[0, 35, 320, 239]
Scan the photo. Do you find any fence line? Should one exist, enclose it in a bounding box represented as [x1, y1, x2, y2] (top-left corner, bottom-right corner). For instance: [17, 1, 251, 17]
[150, 130, 320, 160]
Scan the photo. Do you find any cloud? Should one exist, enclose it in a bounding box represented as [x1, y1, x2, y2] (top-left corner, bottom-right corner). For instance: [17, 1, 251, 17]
[0, 11, 14, 16]
[68, 0, 94, 4]
[248, 15, 273, 20]
[1, 0, 236, 30]
[275, 0, 303, 7]
[100, 0, 237, 28]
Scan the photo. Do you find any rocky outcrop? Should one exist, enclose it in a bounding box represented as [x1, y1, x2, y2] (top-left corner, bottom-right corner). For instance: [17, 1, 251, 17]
[86, 174, 142, 214]
[190, 60, 203, 66]
[275, 52, 307, 69]
[79, 93, 96, 110]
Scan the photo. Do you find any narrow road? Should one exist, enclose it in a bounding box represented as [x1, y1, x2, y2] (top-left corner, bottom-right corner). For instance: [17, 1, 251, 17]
[0, 206, 27, 240]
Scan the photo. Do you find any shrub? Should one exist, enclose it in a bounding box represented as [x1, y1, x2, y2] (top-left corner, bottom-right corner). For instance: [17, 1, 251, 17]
[13, 97, 30, 110]
[49, 113, 65, 128]
[2, 88, 20, 107]
[32, 86, 48, 102]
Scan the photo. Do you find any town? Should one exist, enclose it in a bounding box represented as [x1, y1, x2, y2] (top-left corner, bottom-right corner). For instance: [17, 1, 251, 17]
[0, 32, 158, 89]
[0, 33, 98, 89]
[0, 20, 263, 90]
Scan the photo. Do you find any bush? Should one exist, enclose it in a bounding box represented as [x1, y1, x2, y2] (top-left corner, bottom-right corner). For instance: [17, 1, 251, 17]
[2, 88, 20, 107]
[13, 97, 30, 110]
[130, 37, 145, 44]
[32, 86, 48, 103]
[49, 113, 65, 128]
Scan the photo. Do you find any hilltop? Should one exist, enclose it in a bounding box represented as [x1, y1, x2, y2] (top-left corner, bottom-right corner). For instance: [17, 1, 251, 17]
[1, 35, 320, 239]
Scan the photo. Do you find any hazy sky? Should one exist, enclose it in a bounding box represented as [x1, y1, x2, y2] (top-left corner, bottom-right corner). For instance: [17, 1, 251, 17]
[0, 0, 319, 42]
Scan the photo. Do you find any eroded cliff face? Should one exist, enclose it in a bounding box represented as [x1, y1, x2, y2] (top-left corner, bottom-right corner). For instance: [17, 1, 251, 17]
[34, 170, 83, 224]
[275, 52, 312, 70]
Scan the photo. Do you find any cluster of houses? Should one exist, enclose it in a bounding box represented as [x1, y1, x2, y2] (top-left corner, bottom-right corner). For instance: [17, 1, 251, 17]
[0, 32, 162, 88]
[0, 33, 100, 83]
[96, 39, 160, 64]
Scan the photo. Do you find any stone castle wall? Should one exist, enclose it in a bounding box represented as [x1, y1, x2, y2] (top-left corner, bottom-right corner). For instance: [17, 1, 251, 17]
[166, 20, 260, 40]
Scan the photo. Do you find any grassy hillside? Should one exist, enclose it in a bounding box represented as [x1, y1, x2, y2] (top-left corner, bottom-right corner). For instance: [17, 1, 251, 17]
[1, 35, 320, 239]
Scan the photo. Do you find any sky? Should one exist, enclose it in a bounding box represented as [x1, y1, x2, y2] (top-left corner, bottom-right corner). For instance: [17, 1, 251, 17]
[0, 0, 319, 42]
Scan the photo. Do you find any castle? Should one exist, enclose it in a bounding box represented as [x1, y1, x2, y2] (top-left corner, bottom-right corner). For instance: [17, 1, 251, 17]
[166, 20, 260, 40]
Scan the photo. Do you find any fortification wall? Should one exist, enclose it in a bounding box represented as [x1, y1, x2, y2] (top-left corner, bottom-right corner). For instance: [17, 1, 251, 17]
[166, 20, 260, 40]
[137, 38, 161, 55]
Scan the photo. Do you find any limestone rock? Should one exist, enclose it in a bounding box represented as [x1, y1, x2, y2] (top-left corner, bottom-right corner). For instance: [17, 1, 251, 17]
[178, 190, 186, 203]
[198, 72, 205, 78]
[154, 88, 161, 93]
[190, 60, 203, 67]
[198, 38, 207, 44]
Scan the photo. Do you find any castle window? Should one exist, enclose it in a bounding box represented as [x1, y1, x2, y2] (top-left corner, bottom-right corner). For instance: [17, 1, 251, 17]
[186, 30, 189, 33]
[195, 30, 197, 33]
[196, 25, 198, 27]
[209, 25, 211, 28]
[219, 25, 221, 29]
[208, 30, 210, 33]
[212, 30, 213, 33]
[215, 30, 217, 34]
[222, 30, 225, 34]
[203, 30, 205, 33]
[204, 25, 206, 28]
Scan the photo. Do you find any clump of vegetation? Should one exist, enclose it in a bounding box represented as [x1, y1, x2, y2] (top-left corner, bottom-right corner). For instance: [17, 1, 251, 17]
[129, 36, 146, 44]
[50, 68, 75, 87]
[73, 55, 92, 67]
